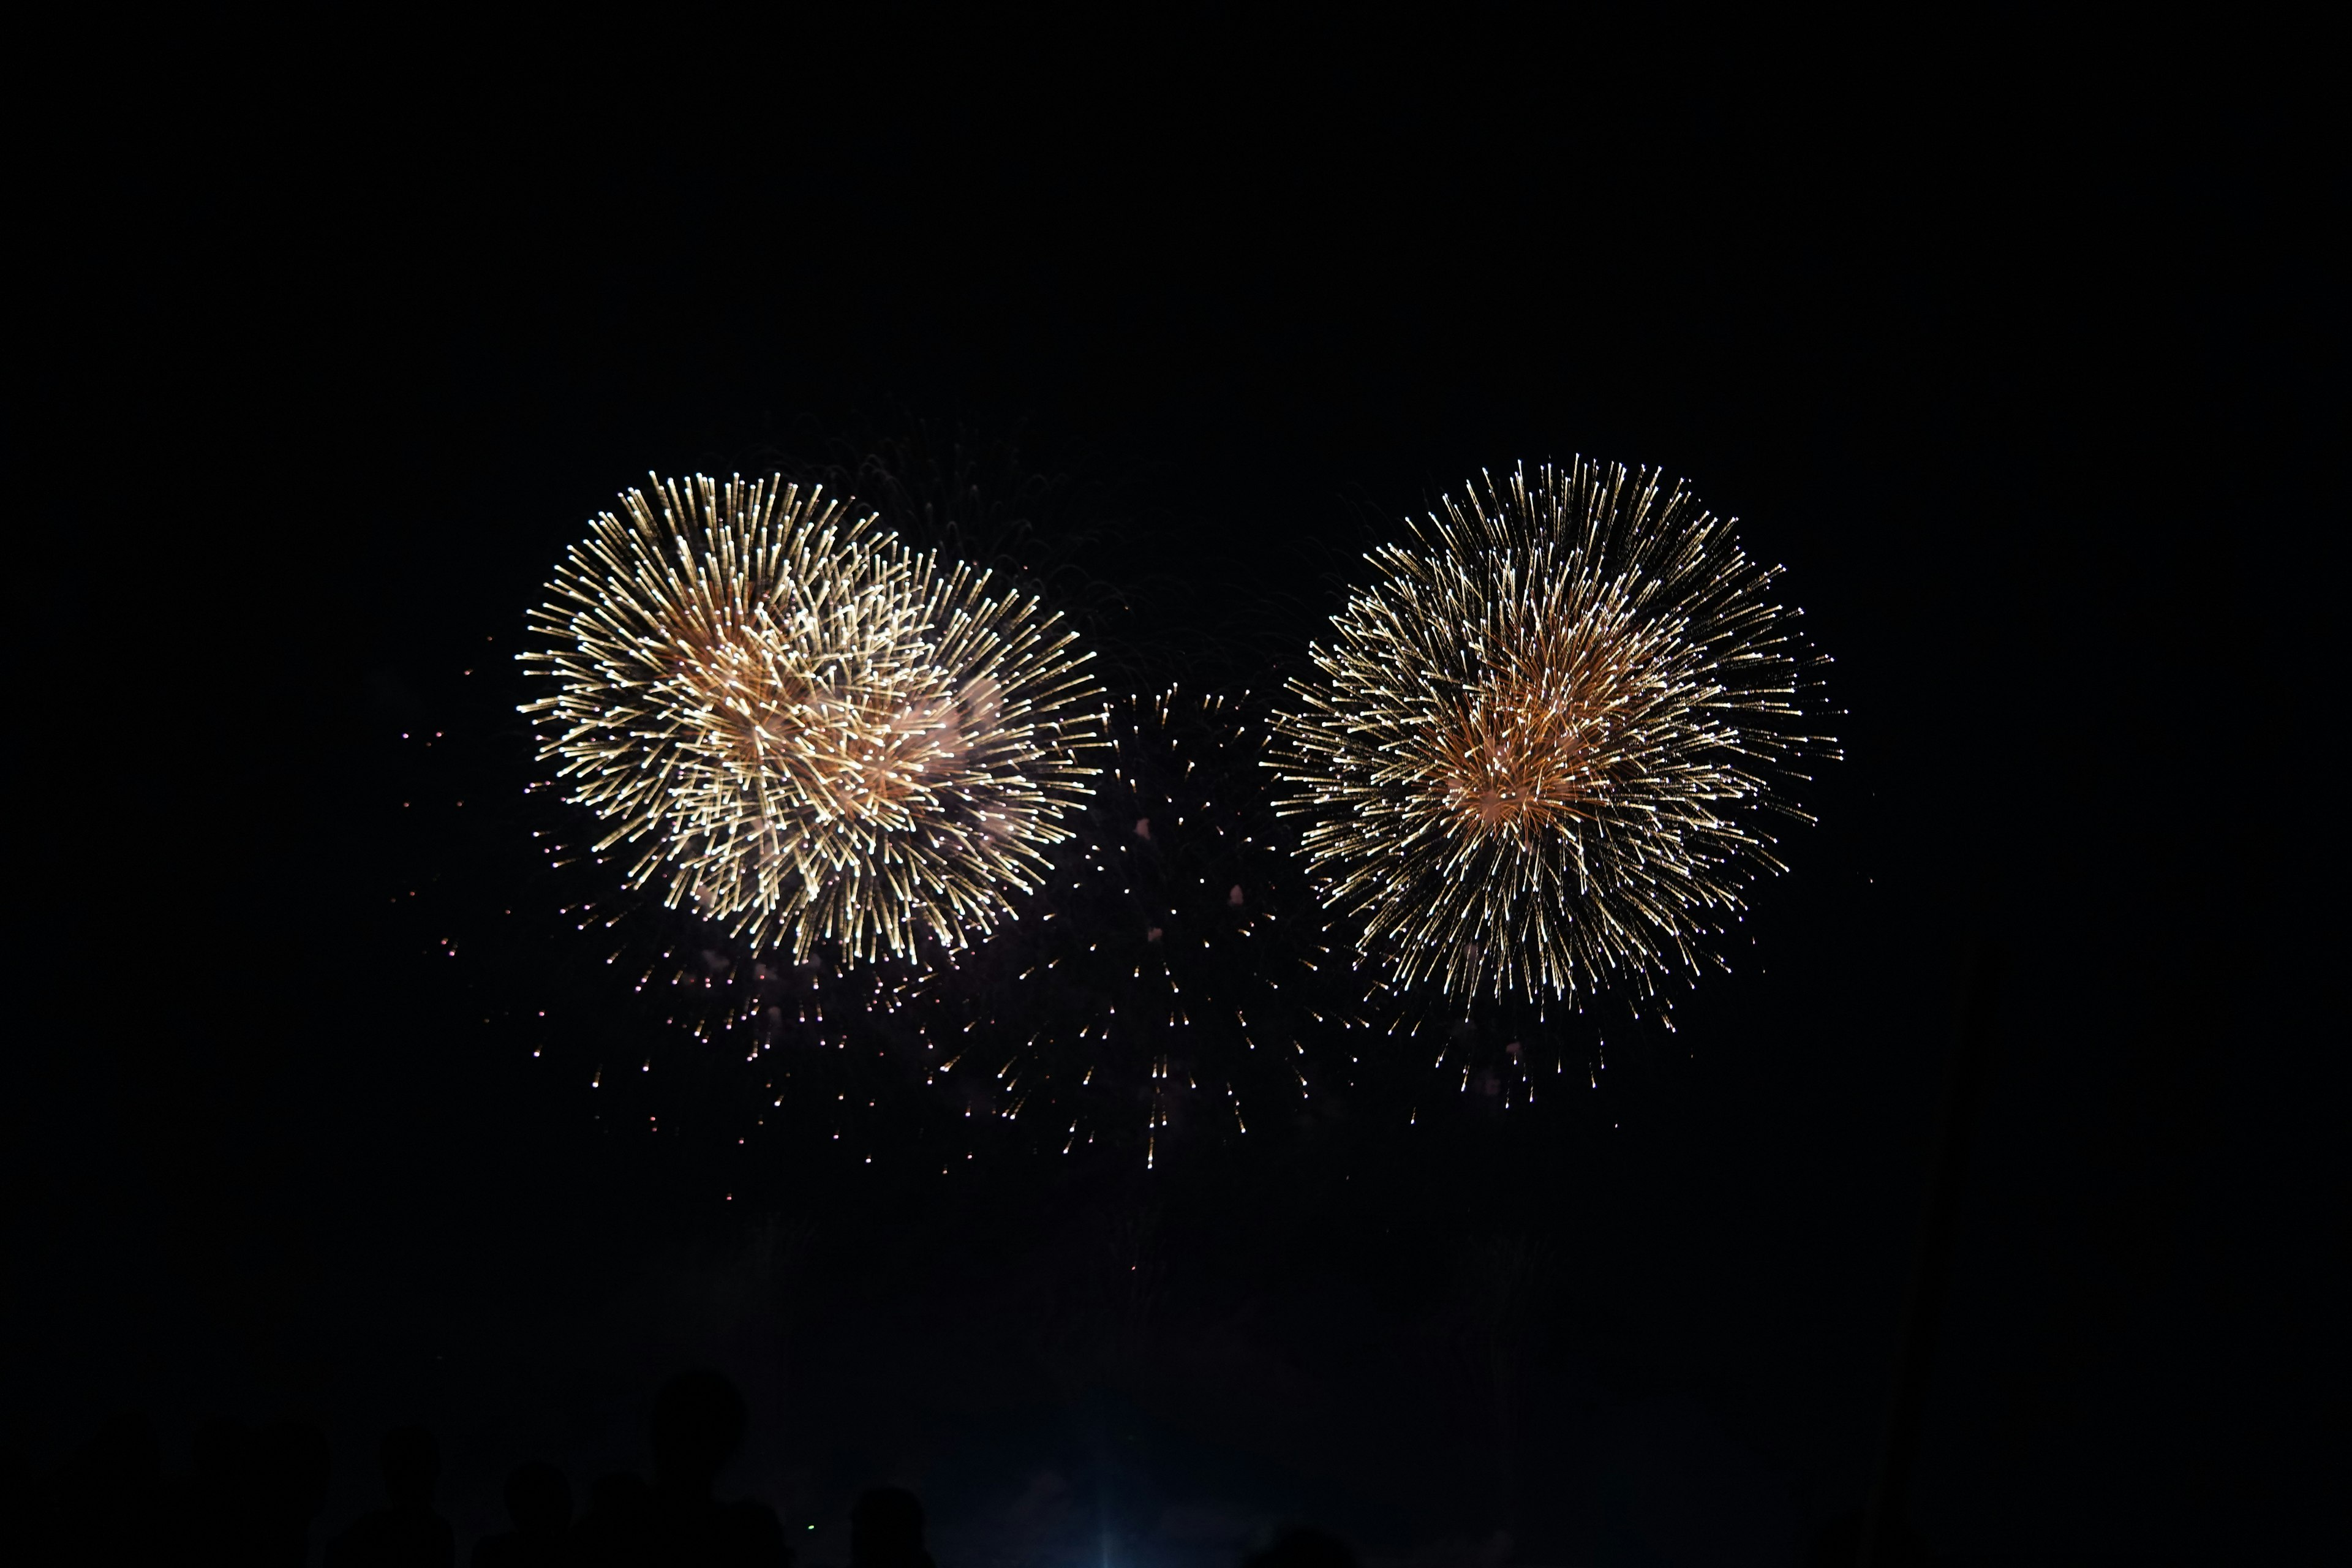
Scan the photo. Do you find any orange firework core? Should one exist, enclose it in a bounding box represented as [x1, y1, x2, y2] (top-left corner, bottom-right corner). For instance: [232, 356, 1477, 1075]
[1438, 636, 1639, 839]
[1441, 687, 1596, 834]
[676, 623, 989, 824]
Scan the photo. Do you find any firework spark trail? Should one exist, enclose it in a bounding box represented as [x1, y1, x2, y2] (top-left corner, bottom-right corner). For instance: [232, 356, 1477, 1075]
[1270, 459, 1834, 1011]
[902, 687, 1329, 1163]
[521, 473, 1105, 965]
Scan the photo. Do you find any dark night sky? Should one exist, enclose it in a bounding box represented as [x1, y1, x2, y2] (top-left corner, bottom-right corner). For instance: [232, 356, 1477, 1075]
[10, 20, 2340, 1565]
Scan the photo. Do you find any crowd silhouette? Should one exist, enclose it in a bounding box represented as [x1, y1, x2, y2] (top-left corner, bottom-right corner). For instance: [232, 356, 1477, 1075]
[15, 1371, 1365, 1567]
[325, 1424, 455, 1567]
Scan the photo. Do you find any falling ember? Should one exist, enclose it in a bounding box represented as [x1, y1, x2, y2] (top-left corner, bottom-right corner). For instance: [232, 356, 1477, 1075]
[520, 473, 1105, 965]
[1269, 459, 1834, 1008]
[898, 685, 1322, 1159]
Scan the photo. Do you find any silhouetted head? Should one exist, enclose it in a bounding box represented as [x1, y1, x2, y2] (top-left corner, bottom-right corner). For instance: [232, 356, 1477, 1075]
[52, 1412, 160, 1512]
[377, 1425, 439, 1510]
[649, 1370, 747, 1494]
[851, 1486, 932, 1567]
[1245, 1526, 1359, 1568]
[502, 1459, 571, 1537]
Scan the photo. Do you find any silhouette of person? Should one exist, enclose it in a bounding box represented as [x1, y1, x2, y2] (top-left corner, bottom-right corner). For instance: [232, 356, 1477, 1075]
[0, 1444, 26, 1554]
[183, 1416, 326, 1564]
[472, 1459, 573, 1568]
[183, 1417, 252, 1564]
[1244, 1526, 1359, 1568]
[324, 1425, 455, 1568]
[1808, 1508, 1943, 1566]
[252, 1418, 334, 1566]
[849, 1487, 934, 1568]
[33, 1411, 163, 1566]
[571, 1472, 653, 1568]
[643, 1370, 789, 1566]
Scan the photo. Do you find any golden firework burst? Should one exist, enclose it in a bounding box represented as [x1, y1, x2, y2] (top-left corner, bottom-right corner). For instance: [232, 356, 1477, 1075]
[1270, 459, 1831, 1007]
[521, 473, 1104, 963]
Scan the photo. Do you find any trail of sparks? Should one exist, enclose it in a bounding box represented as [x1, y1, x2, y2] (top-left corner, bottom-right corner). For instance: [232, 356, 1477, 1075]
[521, 473, 1105, 966]
[1270, 459, 1834, 1010]
[896, 687, 1329, 1159]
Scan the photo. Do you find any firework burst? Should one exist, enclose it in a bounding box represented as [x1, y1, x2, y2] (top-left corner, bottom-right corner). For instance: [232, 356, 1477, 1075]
[521, 473, 1105, 966]
[897, 687, 1334, 1164]
[1270, 459, 1832, 1016]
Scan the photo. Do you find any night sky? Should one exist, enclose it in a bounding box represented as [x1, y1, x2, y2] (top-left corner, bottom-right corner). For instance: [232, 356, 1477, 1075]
[12, 23, 2338, 1566]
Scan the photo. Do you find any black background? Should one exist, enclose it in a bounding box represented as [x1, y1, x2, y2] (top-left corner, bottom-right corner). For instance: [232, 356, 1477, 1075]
[10, 17, 2339, 1564]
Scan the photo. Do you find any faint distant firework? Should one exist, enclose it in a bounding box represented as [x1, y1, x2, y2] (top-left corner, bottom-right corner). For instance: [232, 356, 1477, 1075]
[1270, 459, 1834, 1035]
[520, 473, 1105, 968]
[895, 687, 1337, 1166]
